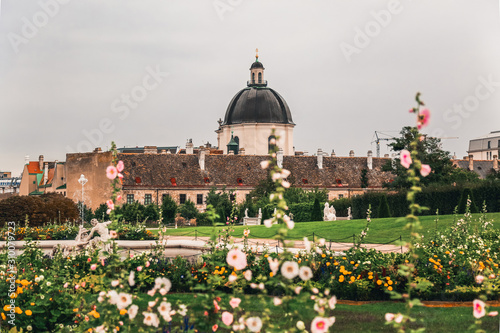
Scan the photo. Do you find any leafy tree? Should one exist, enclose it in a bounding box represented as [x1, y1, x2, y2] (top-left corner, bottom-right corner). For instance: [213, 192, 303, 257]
[118, 201, 145, 223]
[311, 198, 323, 221]
[206, 187, 233, 222]
[76, 202, 94, 222]
[161, 195, 177, 223]
[383, 126, 456, 188]
[178, 200, 198, 220]
[361, 169, 369, 188]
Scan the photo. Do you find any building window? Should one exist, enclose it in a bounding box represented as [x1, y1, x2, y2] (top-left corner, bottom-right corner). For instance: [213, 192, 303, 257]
[179, 194, 186, 204]
[488, 141, 491, 149]
[258, 72, 262, 83]
[197, 194, 203, 205]
[252, 72, 255, 83]
[230, 193, 236, 201]
[127, 194, 134, 204]
[144, 194, 152, 205]
[338, 194, 344, 199]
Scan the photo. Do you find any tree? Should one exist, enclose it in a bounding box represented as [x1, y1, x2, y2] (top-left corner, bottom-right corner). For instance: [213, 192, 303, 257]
[178, 200, 198, 220]
[360, 169, 369, 188]
[377, 195, 391, 218]
[94, 203, 110, 221]
[383, 126, 457, 188]
[311, 198, 323, 222]
[206, 187, 233, 222]
[143, 204, 160, 222]
[161, 195, 177, 223]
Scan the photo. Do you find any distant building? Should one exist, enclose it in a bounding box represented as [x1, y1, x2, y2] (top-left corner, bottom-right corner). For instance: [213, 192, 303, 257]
[468, 131, 500, 160]
[0, 172, 12, 179]
[0, 176, 21, 194]
[19, 155, 66, 196]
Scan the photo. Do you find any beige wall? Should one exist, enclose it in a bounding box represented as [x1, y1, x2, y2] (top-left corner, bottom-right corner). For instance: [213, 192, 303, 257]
[218, 123, 294, 155]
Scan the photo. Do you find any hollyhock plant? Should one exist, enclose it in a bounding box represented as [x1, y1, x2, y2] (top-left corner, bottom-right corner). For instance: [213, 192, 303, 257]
[310, 317, 334, 333]
[222, 311, 233, 326]
[417, 108, 430, 129]
[473, 299, 486, 319]
[281, 261, 299, 280]
[116, 160, 124, 172]
[229, 298, 241, 309]
[106, 166, 118, 180]
[400, 149, 412, 169]
[420, 164, 431, 177]
[226, 249, 247, 270]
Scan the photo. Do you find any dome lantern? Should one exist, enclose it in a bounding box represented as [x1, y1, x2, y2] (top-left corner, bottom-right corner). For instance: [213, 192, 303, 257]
[248, 48, 266, 87]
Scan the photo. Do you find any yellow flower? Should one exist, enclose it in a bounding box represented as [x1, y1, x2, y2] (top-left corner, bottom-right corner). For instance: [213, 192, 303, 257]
[15, 307, 22, 314]
[388, 280, 393, 285]
[368, 275, 373, 279]
[377, 280, 382, 286]
[89, 310, 100, 319]
[350, 261, 355, 265]
[339, 275, 345, 283]
[17, 287, 23, 294]
[270, 272, 274, 277]
[30, 303, 35, 306]
[73, 308, 79, 312]
[3, 305, 9, 312]
[326, 262, 331, 266]
[120, 309, 127, 315]
[25, 310, 32, 316]
[388, 286, 393, 291]
[1, 313, 6, 320]
[20, 279, 30, 286]
[350, 276, 355, 283]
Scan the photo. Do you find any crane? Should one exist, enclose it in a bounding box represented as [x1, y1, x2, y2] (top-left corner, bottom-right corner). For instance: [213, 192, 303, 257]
[372, 131, 397, 158]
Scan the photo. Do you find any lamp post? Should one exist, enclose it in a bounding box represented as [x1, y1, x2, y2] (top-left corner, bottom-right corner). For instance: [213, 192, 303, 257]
[78, 174, 88, 224]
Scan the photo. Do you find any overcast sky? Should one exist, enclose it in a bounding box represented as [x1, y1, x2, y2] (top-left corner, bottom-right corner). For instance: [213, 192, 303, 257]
[1, 0, 500, 176]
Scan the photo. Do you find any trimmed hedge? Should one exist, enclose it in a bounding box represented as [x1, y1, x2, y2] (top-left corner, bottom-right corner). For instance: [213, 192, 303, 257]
[352, 184, 500, 219]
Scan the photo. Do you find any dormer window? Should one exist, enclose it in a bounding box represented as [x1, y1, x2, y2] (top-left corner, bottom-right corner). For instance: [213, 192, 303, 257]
[237, 178, 243, 186]
[135, 177, 141, 184]
[204, 177, 210, 184]
[170, 177, 177, 186]
[302, 178, 308, 184]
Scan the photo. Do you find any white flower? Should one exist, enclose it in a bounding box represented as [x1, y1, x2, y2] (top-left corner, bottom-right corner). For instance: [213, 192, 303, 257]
[116, 292, 132, 310]
[95, 325, 106, 333]
[264, 219, 273, 228]
[385, 313, 395, 322]
[128, 271, 135, 287]
[40, 295, 45, 300]
[154, 277, 171, 294]
[46, 281, 51, 287]
[26, 325, 33, 331]
[328, 296, 337, 309]
[303, 237, 311, 252]
[107, 290, 118, 304]
[244, 269, 252, 281]
[281, 261, 299, 280]
[246, 317, 263, 332]
[111, 280, 119, 287]
[296, 320, 305, 330]
[229, 274, 237, 282]
[157, 301, 172, 322]
[260, 160, 270, 169]
[128, 304, 138, 319]
[311, 316, 334, 333]
[281, 169, 291, 178]
[299, 266, 313, 281]
[143, 312, 160, 327]
[268, 258, 280, 275]
[273, 297, 282, 306]
[98, 291, 106, 303]
[178, 304, 188, 316]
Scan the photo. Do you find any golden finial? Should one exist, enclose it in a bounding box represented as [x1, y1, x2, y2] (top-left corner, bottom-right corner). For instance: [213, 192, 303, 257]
[255, 48, 259, 60]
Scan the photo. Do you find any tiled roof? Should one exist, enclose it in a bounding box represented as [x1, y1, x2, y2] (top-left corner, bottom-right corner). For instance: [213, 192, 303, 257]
[27, 162, 42, 174]
[119, 153, 393, 189]
[453, 159, 496, 179]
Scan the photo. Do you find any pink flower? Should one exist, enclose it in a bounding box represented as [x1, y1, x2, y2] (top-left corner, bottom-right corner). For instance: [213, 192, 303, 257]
[473, 299, 486, 319]
[212, 324, 218, 332]
[81, 282, 86, 288]
[107, 209, 111, 214]
[63, 282, 69, 288]
[328, 296, 337, 309]
[229, 298, 241, 309]
[90, 264, 97, 271]
[489, 311, 499, 317]
[117, 195, 122, 202]
[476, 275, 485, 284]
[213, 300, 220, 312]
[417, 108, 430, 129]
[146, 261, 150, 267]
[243, 270, 252, 281]
[137, 266, 143, 272]
[222, 311, 233, 326]
[420, 164, 431, 177]
[400, 150, 412, 169]
[87, 257, 92, 262]
[110, 230, 118, 239]
[385, 313, 395, 322]
[273, 297, 282, 306]
[268, 258, 279, 275]
[311, 317, 333, 333]
[282, 180, 290, 188]
[394, 314, 403, 323]
[106, 166, 118, 180]
[117, 160, 124, 172]
[260, 160, 270, 169]
[75, 284, 79, 290]
[106, 199, 115, 211]
[226, 249, 247, 271]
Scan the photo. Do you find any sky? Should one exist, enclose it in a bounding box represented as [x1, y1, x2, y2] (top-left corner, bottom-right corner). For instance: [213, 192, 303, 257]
[1, 0, 500, 177]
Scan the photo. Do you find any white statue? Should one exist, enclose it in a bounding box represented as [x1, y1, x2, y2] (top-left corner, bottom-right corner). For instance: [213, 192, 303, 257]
[245, 208, 249, 218]
[323, 203, 336, 221]
[258, 208, 262, 219]
[347, 207, 352, 220]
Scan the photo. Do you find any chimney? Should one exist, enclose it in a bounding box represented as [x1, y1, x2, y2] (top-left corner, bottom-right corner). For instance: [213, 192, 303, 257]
[228, 149, 234, 155]
[349, 150, 355, 157]
[144, 146, 157, 154]
[186, 139, 194, 155]
[468, 155, 474, 171]
[494, 155, 498, 171]
[367, 150, 373, 170]
[93, 147, 102, 153]
[331, 150, 336, 157]
[39, 155, 44, 171]
[384, 154, 390, 158]
[25, 155, 30, 165]
[161, 150, 167, 154]
[44, 163, 48, 185]
[199, 148, 206, 171]
[277, 148, 284, 168]
[317, 148, 323, 169]
[239, 147, 245, 155]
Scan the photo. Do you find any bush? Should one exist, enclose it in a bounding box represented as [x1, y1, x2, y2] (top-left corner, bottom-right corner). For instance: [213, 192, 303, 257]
[288, 202, 313, 222]
[457, 188, 479, 214]
[179, 200, 198, 220]
[330, 198, 352, 218]
[311, 198, 323, 222]
[377, 195, 391, 218]
[161, 195, 177, 223]
[143, 204, 160, 222]
[196, 212, 213, 226]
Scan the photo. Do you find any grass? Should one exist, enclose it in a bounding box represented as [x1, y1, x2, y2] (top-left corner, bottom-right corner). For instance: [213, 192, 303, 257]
[130, 293, 500, 332]
[152, 212, 500, 244]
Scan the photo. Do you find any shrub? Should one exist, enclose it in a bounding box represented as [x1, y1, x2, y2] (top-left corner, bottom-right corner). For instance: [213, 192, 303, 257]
[178, 200, 198, 220]
[377, 195, 391, 218]
[161, 195, 177, 223]
[457, 188, 479, 214]
[311, 198, 323, 221]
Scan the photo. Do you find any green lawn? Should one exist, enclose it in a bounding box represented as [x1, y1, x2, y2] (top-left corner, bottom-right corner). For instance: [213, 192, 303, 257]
[160, 294, 500, 332]
[154, 212, 500, 244]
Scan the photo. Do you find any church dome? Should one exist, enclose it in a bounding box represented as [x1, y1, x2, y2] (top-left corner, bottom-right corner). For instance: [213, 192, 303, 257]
[223, 87, 294, 125]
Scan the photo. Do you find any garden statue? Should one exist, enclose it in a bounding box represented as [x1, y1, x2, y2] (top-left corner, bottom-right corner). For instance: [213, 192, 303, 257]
[348, 207, 353, 220]
[258, 208, 262, 219]
[245, 208, 249, 218]
[323, 203, 337, 221]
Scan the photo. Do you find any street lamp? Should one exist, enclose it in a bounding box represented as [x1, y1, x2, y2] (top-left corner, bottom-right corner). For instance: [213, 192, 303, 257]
[78, 174, 88, 224]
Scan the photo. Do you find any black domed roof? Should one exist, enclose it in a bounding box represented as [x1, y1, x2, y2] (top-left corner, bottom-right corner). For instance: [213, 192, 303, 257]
[223, 87, 294, 125]
[250, 61, 264, 69]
